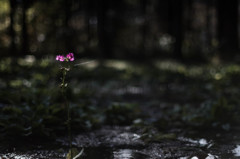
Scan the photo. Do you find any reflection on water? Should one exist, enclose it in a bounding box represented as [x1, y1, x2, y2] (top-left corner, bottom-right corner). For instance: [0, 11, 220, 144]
[178, 137, 209, 147]
[180, 153, 218, 159]
[205, 153, 218, 159]
[1, 154, 30, 159]
[198, 139, 208, 146]
[112, 148, 149, 159]
[113, 149, 133, 159]
[0, 150, 66, 159]
[232, 145, 240, 157]
[1, 132, 239, 159]
[0, 153, 65, 159]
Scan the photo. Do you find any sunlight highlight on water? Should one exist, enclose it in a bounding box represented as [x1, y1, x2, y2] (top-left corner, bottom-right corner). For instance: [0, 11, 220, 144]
[1, 154, 31, 159]
[206, 153, 218, 159]
[178, 137, 208, 147]
[232, 145, 240, 157]
[113, 149, 133, 159]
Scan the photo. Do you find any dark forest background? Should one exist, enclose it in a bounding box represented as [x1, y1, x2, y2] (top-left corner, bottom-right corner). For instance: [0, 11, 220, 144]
[2, 1, 240, 156]
[0, 0, 240, 61]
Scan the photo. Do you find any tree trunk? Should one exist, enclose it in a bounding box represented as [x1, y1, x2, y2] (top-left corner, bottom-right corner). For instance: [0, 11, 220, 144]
[22, 0, 28, 54]
[169, 0, 183, 60]
[206, 0, 211, 49]
[9, 0, 16, 54]
[140, 0, 147, 58]
[97, 0, 112, 58]
[217, 0, 239, 54]
[64, 0, 71, 27]
[85, 0, 94, 47]
[64, 0, 72, 51]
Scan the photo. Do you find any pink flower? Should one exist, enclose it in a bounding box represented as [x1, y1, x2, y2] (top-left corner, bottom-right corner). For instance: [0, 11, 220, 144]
[56, 55, 65, 62]
[56, 53, 74, 62]
[66, 53, 74, 61]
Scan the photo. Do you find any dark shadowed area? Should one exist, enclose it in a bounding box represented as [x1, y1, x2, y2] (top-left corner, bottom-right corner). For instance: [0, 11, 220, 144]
[0, 0, 240, 159]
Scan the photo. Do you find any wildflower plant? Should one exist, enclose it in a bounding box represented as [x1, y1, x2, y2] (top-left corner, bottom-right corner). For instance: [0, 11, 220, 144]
[56, 53, 83, 159]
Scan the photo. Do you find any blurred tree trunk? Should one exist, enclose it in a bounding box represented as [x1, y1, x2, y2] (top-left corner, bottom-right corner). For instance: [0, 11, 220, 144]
[85, 0, 97, 48]
[97, 0, 113, 58]
[65, 0, 71, 27]
[64, 0, 72, 51]
[9, 0, 16, 54]
[113, 0, 124, 58]
[86, 0, 91, 46]
[21, 0, 28, 54]
[217, 0, 239, 54]
[206, 0, 211, 49]
[185, 0, 193, 32]
[140, 0, 147, 58]
[169, 0, 183, 60]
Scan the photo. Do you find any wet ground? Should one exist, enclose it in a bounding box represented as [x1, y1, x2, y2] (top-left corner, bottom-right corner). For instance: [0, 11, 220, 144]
[1, 121, 240, 159]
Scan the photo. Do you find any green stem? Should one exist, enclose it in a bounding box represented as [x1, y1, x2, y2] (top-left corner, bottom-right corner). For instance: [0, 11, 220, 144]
[61, 68, 72, 159]
[67, 97, 72, 158]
